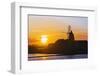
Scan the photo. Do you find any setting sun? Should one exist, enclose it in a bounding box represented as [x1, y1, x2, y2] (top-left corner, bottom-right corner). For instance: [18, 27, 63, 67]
[41, 35, 48, 44]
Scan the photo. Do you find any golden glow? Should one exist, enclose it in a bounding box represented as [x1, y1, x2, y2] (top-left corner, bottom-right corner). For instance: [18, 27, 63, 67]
[41, 35, 48, 44]
[28, 16, 88, 46]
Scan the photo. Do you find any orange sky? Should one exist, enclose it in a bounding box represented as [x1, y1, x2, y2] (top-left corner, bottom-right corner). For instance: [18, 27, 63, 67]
[28, 15, 88, 46]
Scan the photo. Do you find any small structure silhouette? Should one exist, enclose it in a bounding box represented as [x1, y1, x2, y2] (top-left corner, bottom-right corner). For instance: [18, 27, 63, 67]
[67, 25, 75, 40]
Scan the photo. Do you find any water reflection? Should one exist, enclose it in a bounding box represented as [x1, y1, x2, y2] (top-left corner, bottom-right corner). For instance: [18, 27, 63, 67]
[28, 53, 87, 61]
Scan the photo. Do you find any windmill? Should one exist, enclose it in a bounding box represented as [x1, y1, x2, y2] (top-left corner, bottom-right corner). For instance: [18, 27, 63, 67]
[62, 25, 75, 40]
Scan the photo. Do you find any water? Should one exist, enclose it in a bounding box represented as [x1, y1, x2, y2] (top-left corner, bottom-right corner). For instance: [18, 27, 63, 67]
[28, 53, 87, 61]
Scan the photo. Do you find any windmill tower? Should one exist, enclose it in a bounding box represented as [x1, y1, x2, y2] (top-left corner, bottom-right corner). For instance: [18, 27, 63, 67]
[67, 25, 75, 40]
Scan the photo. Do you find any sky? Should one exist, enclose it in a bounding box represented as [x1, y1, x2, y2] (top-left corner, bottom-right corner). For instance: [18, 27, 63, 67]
[28, 15, 88, 46]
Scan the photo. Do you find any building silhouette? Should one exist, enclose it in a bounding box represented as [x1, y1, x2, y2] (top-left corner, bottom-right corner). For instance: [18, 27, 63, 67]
[67, 25, 75, 40]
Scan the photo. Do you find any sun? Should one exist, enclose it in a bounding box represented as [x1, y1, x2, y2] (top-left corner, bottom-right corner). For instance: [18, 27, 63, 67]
[41, 35, 48, 44]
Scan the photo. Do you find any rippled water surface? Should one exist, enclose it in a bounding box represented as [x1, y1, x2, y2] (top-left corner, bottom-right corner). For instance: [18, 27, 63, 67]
[28, 53, 87, 61]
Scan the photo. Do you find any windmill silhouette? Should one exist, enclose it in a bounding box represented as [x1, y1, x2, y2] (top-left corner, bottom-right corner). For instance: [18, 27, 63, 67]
[62, 25, 75, 40]
[67, 25, 75, 40]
